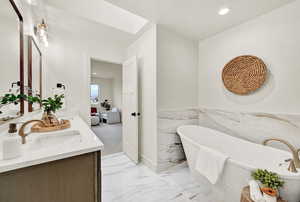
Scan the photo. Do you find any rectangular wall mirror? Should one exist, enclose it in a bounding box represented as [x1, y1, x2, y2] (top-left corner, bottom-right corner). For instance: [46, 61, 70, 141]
[0, 0, 24, 124]
[28, 36, 42, 112]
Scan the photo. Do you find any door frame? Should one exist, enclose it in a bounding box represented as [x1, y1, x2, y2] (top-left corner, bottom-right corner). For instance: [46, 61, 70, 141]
[86, 56, 122, 126]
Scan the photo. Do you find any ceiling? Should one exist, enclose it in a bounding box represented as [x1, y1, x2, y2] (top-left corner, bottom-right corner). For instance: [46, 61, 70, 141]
[44, 0, 148, 34]
[105, 0, 295, 39]
[20, 0, 137, 48]
[45, 5, 136, 48]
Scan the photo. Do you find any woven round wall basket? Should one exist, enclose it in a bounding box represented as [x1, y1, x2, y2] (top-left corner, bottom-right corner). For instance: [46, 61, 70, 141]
[222, 55, 267, 95]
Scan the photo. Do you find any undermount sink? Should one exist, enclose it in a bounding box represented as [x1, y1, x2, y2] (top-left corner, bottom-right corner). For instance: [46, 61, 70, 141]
[0, 130, 82, 161]
[25, 130, 82, 152]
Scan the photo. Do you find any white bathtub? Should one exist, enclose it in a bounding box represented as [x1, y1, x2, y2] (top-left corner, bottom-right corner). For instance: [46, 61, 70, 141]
[177, 125, 300, 202]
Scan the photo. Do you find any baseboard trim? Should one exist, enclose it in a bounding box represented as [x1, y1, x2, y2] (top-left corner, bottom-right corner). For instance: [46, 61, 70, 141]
[101, 152, 125, 160]
[102, 152, 160, 172]
[140, 155, 158, 172]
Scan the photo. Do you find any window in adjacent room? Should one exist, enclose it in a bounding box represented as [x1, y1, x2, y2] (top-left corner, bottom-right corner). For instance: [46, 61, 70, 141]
[91, 84, 100, 104]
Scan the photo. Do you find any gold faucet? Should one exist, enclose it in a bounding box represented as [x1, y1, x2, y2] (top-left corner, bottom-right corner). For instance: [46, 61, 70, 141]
[19, 120, 46, 144]
[263, 138, 300, 169]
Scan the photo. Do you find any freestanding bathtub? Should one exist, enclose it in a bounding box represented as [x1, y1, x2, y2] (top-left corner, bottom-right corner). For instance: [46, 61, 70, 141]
[177, 125, 300, 202]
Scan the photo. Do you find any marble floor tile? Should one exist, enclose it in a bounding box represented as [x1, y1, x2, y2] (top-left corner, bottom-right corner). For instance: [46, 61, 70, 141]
[102, 153, 213, 202]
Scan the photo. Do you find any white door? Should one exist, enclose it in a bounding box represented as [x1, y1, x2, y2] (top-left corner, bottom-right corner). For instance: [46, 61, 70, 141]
[122, 56, 139, 163]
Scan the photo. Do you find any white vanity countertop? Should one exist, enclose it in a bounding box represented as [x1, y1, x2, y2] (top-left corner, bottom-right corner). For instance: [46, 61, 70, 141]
[0, 115, 104, 173]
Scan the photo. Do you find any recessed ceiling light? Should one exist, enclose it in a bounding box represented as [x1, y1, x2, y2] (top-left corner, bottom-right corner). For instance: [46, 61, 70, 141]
[218, 7, 230, 15]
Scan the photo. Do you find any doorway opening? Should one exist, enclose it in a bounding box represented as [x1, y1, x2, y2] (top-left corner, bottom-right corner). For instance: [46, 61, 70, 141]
[90, 59, 123, 156]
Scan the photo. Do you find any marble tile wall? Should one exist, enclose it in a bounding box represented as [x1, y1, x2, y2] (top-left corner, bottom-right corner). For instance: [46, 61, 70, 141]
[198, 108, 300, 151]
[157, 109, 199, 171]
[157, 107, 300, 171]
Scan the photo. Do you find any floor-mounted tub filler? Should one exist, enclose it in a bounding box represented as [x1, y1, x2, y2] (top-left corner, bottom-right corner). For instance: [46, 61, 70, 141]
[177, 125, 300, 202]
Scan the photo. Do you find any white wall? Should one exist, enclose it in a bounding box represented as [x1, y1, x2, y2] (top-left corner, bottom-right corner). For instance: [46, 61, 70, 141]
[198, 0, 300, 114]
[43, 7, 133, 124]
[0, 5, 19, 93]
[91, 60, 122, 110]
[126, 24, 158, 170]
[157, 25, 198, 110]
[126, 24, 198, 170]
[44, 35, 90, 123]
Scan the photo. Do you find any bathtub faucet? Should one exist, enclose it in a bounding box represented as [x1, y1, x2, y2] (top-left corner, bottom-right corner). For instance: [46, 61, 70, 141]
[263, 138, 300, 169]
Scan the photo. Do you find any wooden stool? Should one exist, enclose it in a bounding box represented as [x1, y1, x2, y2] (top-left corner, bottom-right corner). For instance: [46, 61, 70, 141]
[241, 186, 287, 202]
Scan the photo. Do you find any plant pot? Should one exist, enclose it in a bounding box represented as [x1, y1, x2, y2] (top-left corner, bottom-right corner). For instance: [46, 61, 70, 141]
[261, 187, 278, 202]
[42, 111, 59, 126]
[263, 193, 277, 202]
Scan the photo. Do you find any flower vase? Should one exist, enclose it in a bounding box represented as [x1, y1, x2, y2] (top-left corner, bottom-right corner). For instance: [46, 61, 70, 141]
[42, 111, 59, 126]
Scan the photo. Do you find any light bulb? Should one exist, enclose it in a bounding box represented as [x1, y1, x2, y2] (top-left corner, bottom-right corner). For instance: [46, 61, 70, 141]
[218, 7, 230, 15]
[42, 35, 48, 47]
[39, 28, 45, 37]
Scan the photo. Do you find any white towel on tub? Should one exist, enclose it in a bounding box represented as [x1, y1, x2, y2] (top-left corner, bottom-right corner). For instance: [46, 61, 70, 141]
[195, 145, 228, 184]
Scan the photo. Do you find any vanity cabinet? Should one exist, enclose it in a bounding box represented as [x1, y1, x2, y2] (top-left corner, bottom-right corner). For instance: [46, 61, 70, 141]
[0, 151, 101, 202]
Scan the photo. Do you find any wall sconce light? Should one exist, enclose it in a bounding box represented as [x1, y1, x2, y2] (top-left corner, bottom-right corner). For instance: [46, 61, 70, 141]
[57, 83, 66, 90]
[35, 19, 49, 47]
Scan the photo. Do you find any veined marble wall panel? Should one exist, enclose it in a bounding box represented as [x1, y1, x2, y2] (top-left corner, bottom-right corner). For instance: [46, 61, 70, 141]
[157, 108, 300, 171]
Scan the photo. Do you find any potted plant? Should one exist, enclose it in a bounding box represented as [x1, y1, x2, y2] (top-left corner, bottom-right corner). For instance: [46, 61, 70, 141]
[252, 169, 284, 202]
[40, 94, 64, 126]
[0, 89, 65, 127]
[0, 86, 39, 115]
[0, 93, 26, 115]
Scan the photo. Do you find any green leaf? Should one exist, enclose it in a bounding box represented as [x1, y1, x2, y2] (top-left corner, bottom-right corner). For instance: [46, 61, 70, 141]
[252, 169, 284, 190]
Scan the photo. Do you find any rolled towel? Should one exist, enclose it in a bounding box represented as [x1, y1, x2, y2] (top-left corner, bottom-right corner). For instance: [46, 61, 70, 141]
[249, 180, 265, 202]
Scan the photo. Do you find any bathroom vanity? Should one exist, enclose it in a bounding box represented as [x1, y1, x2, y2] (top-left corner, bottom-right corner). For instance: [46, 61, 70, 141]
[0, 116, 103, 202]
[0, 2, 103, 201]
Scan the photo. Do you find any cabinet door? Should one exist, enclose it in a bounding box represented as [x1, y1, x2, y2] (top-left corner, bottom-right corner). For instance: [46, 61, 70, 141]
[0, 152, 101, 202]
